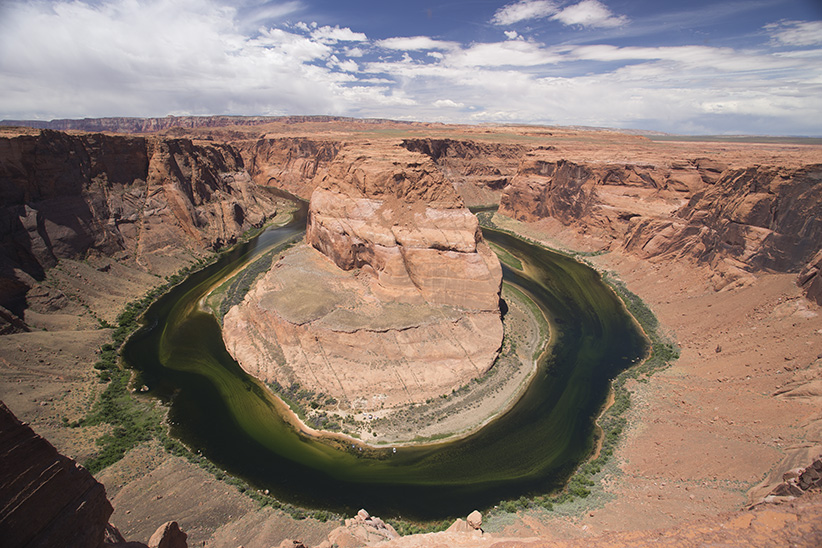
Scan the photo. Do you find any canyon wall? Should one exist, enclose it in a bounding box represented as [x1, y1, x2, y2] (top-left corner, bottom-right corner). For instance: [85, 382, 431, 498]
[235, 137, 340, 200]
[0, 129, 278, 325]
[499, 153, 822, 300]
[306, 145, 502, 310]
[401, 138, 525, 206]
[0, 115, 414, 134]
[223, 144, 503, 410]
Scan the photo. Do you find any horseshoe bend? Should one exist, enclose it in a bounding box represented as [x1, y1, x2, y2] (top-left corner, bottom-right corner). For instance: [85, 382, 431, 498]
[222, 144, 505, 415]
[1, 118, 822, 547]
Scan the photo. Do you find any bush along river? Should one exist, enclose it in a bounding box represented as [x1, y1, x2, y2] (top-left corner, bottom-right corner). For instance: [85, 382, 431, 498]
[123, 208, 648, 521]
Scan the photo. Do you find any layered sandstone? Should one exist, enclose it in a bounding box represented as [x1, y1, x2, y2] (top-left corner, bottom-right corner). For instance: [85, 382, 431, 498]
[0, 401, 113, 548]
[0, 129, 278, 325]
[499, 154, 822, 296]
[223, 145, 503, 411]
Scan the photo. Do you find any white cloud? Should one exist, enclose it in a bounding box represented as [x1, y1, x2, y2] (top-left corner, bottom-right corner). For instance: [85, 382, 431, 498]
[310, 25, 367, 44]
[766, 20, 822, 47]
[445, 41, 562, 67]
[376, 36, 459, 51]
[0, 0, 373, 119]
[345, 47, 366, 57]
[238, 1, 304, 29]
[433, 99, 464, 108]
[492, 0, 558, 26]
[0, 0, 820, 136]
[552, 0, 627, 28]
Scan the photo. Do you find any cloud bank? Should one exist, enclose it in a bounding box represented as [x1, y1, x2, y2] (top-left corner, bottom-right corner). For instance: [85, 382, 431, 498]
[1, 0, 820, 136]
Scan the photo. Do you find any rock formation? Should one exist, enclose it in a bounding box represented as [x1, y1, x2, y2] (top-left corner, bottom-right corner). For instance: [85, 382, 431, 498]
[148, 521, 188, 548]
[499, 153, 822, 297]
[624, 164, 822, 291]
[236, 137, 340, 200]
[0, 128, 278, 327]
[223, 144, 503, 411]
[316, 509, 399, 548]
[0, 401, 113, 548]
[401, 138, 524, 206]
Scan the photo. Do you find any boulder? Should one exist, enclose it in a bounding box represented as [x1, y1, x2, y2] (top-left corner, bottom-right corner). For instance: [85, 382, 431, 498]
[147, 521, 187, 548]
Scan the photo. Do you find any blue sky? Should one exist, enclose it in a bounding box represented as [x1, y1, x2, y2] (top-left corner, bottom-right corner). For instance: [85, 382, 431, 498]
[1, 0, 821, 135]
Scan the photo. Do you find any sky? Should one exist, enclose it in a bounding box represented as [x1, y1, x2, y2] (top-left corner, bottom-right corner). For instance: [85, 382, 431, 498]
[1, 0, 821, 135]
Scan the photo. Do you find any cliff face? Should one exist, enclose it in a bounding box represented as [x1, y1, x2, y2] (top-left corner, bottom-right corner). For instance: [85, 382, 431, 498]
[624, 164, 822, 292]
[499, 154, 822, 299]
[236, 137, 340, 200]
[223, 144, 503, 411]
[306, 146, 502, 310]
[0, 129, 277, 320]
[401, 138, 524, 206]
[0, 401, 113, 548]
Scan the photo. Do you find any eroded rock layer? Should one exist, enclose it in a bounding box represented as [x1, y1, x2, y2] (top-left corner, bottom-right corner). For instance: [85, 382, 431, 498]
[223, 145, 503, 410]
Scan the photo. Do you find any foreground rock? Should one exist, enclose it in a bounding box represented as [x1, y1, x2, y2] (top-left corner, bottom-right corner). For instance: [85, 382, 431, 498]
[224, 144, 502, 411]
[0, 401, 113, 548]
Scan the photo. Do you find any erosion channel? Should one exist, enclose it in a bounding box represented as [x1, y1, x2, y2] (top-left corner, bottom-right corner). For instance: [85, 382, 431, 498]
[123, 205, 648, 521]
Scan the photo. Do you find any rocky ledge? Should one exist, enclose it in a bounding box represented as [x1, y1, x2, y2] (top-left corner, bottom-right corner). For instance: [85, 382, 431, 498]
[223, 144, 503, 412]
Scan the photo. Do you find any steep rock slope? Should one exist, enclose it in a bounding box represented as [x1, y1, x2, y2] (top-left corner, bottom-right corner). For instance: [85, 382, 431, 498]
[0, 401, 113, 548]
[624, 164, 822, 292]
[401, 138, 524, 206]
[307, 146, 502, 310]
[499, 153, 822, 299]
[0, 129, 278, 323]
[223, 144, 503, 411]
[235, 137, 340, 200]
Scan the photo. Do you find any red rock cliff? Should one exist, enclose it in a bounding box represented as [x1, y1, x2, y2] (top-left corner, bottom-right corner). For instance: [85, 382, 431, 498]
[0, 129, 278, 321]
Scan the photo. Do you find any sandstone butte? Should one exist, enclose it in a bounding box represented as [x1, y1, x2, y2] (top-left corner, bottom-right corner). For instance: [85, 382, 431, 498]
[2, 117, 822, 547]
[222, 144, 504, 411]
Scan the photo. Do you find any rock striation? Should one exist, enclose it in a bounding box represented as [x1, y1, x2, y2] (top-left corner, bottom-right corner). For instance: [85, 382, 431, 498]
[624, 164, 822, 291]
[0, 129, 278, 324]
[306, 146, 502, 310]
[223, 145, 503, 411]
[0, 401, 113, 548]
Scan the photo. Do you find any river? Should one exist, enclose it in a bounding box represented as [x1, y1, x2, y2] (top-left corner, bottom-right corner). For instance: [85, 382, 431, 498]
[123, 209, 647, 520]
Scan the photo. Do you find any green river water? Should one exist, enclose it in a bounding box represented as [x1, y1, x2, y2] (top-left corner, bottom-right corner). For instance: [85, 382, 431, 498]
[123, 211, 647, 520]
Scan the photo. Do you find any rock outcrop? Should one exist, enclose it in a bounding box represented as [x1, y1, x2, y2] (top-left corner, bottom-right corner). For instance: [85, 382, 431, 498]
[624, 164, 822, 290]
[236, 137, 340, 200]
[316, 509, 399, 548]
[0, 129, 278, 322]
[223, 145, 503, 411]
[499, 154, 822, 297]
[402, 138, 524, 206]
[306, 146, 502, 310]
[148, 521, 188, 548]
[0, 401, 113, 548]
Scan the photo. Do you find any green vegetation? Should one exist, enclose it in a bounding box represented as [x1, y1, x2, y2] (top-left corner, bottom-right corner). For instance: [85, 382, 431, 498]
[488, 241, 523, 270]
[387, 518, 451, 536]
